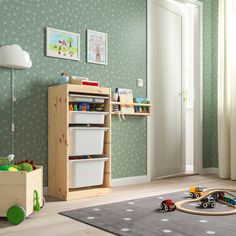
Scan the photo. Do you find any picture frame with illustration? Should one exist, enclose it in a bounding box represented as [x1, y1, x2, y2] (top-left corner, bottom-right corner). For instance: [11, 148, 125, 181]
[46, 27, 80, 61]
[87, 30, 108, 65]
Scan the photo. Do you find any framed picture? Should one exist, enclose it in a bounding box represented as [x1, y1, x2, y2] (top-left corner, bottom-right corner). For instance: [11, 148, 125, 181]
[87, 30, 108, 65]
[46, 27, 80, 61]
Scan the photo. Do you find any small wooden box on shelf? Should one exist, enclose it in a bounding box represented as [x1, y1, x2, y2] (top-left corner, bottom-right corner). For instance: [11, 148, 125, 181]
[111, 102, 151, 116]
[48, 84, 111, 200]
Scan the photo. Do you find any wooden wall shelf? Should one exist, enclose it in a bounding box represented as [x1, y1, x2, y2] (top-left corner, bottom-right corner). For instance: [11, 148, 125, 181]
[111, 112, 150, 116]
[111, 101, 151, 116]
[111, 102, 152, 107]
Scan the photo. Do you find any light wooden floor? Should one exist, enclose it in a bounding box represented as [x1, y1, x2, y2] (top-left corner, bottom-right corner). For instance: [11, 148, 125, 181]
[0, 175, 235, 236]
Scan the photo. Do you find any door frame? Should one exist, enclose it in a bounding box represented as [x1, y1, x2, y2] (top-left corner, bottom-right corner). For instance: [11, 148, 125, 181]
[147, 0, 203, 180]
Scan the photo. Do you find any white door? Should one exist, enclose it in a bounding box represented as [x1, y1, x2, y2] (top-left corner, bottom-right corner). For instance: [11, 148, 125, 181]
[149, 0, 186, 178]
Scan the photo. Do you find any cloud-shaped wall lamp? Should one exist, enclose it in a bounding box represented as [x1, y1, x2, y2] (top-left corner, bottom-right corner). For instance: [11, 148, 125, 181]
[0, 44, 32, 69]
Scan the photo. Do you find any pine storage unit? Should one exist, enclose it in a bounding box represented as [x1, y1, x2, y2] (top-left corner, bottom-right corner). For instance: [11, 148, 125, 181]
[48, 84, 111, 200]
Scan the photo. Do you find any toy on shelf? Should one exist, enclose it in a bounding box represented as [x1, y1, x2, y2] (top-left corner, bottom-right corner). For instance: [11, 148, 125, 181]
[78, 102, 90, 111]
[200, 196, 216, 208]
[134, 97, 150, 113]
[90, 103, 104, 112]
[117, 88, 134, 114]
[73, 104, 78, 111]
[70, 76, 100, 87]
[110, 89, 151, 117]
[81, 80, 99, 87]
[111, 91, 126, 121]
[160, 199, 176, 212]
[112, 92, 119, 112]
[60, 72, 70, 84]
[70, 102, 92, 112]
[69, 104, 73, 111]
[189, 186, 205, 198]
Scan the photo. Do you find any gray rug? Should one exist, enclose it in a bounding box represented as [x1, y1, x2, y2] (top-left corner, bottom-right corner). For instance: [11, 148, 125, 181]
[60, 191, 236, 236]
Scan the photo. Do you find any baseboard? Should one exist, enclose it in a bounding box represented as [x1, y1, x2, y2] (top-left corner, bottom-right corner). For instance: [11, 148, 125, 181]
[111, 175, 150, 187]
[152, 172, 197, 180]
[200, 167, 219, 175]
[43, 176, 150, 196]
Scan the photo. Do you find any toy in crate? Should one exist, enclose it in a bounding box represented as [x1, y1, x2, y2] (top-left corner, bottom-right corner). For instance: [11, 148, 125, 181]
[78, 102, 90, 111]
[69, 103, 91, 111]
[0, 154, 14, 166]
[0, 155, 44, 225]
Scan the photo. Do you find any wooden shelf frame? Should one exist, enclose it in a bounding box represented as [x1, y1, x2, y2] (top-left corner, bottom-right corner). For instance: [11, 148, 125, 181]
[111, 101, 152, 107]
[111, 101, 151, 116]
[111, 112, 150, 116]
[48, 84, 111, 200]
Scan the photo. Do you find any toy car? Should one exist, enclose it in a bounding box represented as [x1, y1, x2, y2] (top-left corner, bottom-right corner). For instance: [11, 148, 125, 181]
[189, 186, 205, 198]
[200, 196, 216, 208]
[160, 199, 176, 212]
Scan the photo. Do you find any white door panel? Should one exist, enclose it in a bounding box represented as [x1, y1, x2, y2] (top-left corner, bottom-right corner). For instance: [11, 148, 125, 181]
[150, 0, 185, 178]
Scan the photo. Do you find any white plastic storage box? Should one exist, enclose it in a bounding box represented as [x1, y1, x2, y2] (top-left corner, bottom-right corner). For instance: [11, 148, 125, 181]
[93, 98, 105, 103]
[69, 157, 109, 188]
[69, 94, 107, 103]
[69, 94, 93, 103]
[69, 127, 109, 156]
[69, 111, 108, 124]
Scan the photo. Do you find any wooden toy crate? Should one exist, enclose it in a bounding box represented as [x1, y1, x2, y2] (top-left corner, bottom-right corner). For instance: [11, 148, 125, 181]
[0, 166, 43, 218]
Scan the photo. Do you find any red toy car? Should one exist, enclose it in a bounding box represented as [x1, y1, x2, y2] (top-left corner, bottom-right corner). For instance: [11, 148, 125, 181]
[160, 199, 176, 212]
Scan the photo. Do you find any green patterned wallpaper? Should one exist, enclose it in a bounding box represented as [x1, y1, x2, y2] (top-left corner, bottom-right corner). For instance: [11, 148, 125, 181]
[202, 0, 218, 168]
[0, 0, 219, 185]
[0, 0, 147, 185]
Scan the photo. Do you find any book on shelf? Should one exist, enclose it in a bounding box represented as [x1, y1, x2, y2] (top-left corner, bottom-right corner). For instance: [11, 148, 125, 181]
[116, 88, 134, 114]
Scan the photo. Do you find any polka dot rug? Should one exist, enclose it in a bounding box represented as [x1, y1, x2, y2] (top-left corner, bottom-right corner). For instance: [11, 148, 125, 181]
[60, 191, 236, 236]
